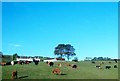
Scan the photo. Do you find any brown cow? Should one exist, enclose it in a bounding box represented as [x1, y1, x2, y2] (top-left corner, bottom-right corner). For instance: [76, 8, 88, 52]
[66, 64, 71, 66]
[12, 70, 17, 79]
[0, 62, 6, 66]
[58, 63, 61, 67]
[52, 68, 61, 75]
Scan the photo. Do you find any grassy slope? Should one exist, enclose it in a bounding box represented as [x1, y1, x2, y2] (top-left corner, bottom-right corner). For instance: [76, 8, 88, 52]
[0, 66, 2, 80]
[2, 61, 118, 79]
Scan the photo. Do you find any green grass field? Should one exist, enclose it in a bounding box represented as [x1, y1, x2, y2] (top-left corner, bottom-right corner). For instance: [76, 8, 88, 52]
[0, 66, 2, 80]
[2, 61, 118, 79]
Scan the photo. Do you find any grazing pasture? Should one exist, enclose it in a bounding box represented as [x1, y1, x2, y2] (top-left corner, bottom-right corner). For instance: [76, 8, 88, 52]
[0, 66, 2, 80]
[2, 61, 118, 79]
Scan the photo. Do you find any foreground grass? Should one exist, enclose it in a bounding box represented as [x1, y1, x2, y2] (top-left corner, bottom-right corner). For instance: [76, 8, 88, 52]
[0, 66, 2, 80]
[2, 61, 118, 79]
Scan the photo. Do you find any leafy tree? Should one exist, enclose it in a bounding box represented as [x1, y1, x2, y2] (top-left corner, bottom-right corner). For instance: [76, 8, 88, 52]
[54, 44, 76, 61]
[54, 44, 66, 58]
[0, 52, 3, 62]
[13, 53, 18, 60]
[65, 44, 76, 61]
[0, 51, 3, 58]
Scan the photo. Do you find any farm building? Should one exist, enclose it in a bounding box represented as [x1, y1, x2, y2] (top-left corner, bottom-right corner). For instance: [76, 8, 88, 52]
[16, 56, 40, 62]
[44, 58, 65, 62]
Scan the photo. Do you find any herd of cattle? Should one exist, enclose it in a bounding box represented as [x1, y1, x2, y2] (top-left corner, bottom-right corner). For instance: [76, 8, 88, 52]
[1, 60, 118, 79]
[11, 61, 78, 79]
[92, 61, 118, 69]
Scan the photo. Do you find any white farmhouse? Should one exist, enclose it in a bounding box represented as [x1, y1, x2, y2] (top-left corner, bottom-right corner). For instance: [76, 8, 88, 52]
[43, 58, 57, 62]
[16, 56, 40, 62]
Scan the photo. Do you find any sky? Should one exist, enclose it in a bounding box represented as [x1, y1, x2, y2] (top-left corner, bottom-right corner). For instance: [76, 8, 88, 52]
[2, 2, 118, 60]
[1, 0, 120, 2]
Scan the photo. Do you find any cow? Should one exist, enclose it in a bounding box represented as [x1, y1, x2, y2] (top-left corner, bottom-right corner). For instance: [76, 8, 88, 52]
[0, 62, 6, 66]
[106, 65, 111, 69]
[99, 63, 102, 66]
[12, 70, 17, 79]
[72, 65, 77, 69]
[11, 61, 14, 66]
[18, 61, 24, 65]
[58, 63, 61, 67]
[46, 61, 48, 64]
[25, 60, 29, 64]
[114, 59, 117, 63]
[52, 68, 61, 75]
[101, 62, 104, 64]
[96, 65, 100, 68]
[114, 65, 117, 68]
[34, 61, 39, 65]
[18, 61, 21, 65]
[49, 62, 54, 67]
[33, 59, 39, 65]
[95, 65, 102, 69]
[92, 61, 95, 64]
[66, 64, 72, 66]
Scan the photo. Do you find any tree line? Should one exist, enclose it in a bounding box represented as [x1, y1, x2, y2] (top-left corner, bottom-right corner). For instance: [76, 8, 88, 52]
[84, 57, 117, 61]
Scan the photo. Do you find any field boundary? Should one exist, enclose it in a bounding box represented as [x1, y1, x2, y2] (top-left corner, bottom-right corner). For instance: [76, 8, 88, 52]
[1, 79, 119, 81]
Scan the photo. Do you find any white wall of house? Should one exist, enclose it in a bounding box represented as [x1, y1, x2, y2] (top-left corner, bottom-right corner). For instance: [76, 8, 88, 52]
[34, 58, 40, 61]
[43, 58, 57, 62]
[16, 58, 40, 61]
[16, 58, 33, 61]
